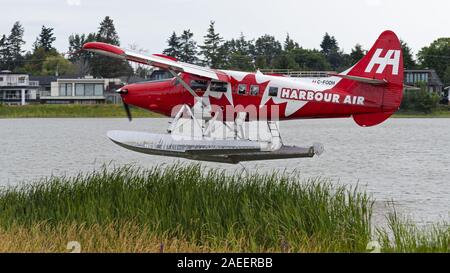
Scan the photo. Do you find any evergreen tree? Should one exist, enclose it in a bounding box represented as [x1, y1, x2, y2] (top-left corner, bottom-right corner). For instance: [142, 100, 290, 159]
[162, 32, 181, 59]
[4, 21, 25, 71]
[320, 33, 338, 56]
[0, 35, 8, 70]
[90, 16, 132, 78]
[68, 33, 96, 75]
[222, 33, 254, 71]
[178, 29, 198, 63]
[350, 44, 365, 64]
[34, 25, 56, 52]
[320, 33, 344, 71]
[283, 33, 299, 52]
[400, 40, 416, 69]
[254, 35, 282, 69]
[199, 21, 225, 68]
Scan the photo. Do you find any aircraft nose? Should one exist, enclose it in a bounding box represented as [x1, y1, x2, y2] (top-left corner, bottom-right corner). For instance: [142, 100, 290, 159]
[116, 85, 132, 103]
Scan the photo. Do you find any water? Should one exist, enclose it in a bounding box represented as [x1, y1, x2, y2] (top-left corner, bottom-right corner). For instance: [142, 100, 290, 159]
[0, 118, 449, 224]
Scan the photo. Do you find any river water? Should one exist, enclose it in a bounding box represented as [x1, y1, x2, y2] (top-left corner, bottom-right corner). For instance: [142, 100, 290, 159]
[0, 118, 448, 224]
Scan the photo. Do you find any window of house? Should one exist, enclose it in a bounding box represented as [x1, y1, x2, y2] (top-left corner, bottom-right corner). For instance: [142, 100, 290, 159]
[75, 84, 84, 96]
[18, 76, 26, 84]
[237, 84, 247, 95]
[0, 77, 3, 82]
[190, 80, 208, 92]
[59, 83, 72, 96]
[268, 87, 278, 97]
[250, 85, 259, 96]
[85, 84, 94, 96]
[210, 81, 228, 92]
[94, 84, 103, 96]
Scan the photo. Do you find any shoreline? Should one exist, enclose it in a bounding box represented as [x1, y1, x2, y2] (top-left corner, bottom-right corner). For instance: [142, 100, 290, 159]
[1, 104, 449, 119]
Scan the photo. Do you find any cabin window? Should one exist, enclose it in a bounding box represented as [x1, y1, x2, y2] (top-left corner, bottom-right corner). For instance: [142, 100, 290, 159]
[269, 87, 278, 97]
[190, 80, 208, 92]
[210, 81, 228, 92]
[238, 84, 247, 95]
[250, 85, 259, 96]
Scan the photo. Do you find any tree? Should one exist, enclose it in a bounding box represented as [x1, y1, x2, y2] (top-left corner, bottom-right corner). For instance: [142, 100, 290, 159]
[68, 33, 96, 75]
[0, 35, 7, 70]
[418, 38, 450, 81]
[90, 16, 132, 78]
[41, 54, 75, 76]
[3, 21, 25, 71]
[401, 40, 416, 69]
[199, 21, 225, 68]
[320, 33, 344, 71]
[34, 26, 56, 52]
[21, 47, 58, 75]
[442, 66, 450, 86]
[350, 44, 365, 64]
[291, 48, 331, 71]
[283, 33, 299, 52]
[320, 33, 338, 56]
[163, 32, 181, 59]
[254, 35, 282, 69]
[178, 29, 198, 63]
[222, 33, 255, 71]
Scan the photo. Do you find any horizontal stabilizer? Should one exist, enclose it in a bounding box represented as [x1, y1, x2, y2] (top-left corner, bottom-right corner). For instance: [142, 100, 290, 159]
[328, 73, 388, 85]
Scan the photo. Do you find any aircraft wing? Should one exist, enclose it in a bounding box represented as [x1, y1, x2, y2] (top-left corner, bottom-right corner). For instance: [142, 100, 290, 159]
[82, 42, 229, 81]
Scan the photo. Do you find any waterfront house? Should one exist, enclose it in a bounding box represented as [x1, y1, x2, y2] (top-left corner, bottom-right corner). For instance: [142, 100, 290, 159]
[0, 71, 39, 105]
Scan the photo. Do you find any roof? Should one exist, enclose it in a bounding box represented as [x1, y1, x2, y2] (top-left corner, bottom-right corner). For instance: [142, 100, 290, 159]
[29, 75, 77, 85]
[404, 69, 443, 86]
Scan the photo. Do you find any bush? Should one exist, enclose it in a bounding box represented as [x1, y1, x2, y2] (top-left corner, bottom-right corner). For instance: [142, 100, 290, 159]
[400, 83, 441, 113]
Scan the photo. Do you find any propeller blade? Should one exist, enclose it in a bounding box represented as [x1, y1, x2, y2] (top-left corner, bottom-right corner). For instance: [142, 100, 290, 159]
[123, 102, 132, 121]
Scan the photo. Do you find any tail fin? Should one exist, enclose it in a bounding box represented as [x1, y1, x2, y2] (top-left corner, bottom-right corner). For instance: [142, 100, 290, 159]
[347, 30, 404, 127]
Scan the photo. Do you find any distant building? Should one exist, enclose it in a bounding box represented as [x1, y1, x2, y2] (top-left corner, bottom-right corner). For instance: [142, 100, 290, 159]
[404, 69, 444, 93]
[39, 76, 123, 104]
[0, 71, 40, 105]
[444, 86, 450, 104]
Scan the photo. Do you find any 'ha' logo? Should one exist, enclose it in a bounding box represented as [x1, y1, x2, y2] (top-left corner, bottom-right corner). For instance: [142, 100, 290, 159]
[365, 49, 400, 75]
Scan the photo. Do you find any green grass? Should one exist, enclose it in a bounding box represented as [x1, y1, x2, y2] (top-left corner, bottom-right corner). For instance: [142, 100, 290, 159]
[0, 164, 447, 252]
[0, 104, 162, 118]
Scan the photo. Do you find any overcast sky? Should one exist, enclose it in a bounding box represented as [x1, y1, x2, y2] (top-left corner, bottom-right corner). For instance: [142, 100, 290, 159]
[1, 0, 448, 58]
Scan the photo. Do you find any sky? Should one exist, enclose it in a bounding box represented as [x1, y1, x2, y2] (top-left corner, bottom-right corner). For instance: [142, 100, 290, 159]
[0, 0, 448, 58]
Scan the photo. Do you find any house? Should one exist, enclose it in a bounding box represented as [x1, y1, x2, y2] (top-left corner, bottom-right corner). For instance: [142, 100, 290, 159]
[404, 69, 444, 93]
[0, 71, 40, 105]
[39, 76, 123, 104]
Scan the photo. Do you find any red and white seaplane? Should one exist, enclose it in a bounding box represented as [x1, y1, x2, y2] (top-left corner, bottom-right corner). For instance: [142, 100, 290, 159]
[83, 30, 404, 164]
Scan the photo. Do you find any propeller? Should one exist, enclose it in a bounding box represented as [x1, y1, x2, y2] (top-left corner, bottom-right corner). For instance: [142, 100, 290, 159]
[123, 101, 132, 122]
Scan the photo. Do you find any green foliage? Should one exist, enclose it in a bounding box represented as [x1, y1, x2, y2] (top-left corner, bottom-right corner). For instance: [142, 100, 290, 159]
[0, 164, 374, 252]
[222, 33, 255, 71]
[377, 210, 449, 253]
[0, 164, 446, 252]
[418, 38, 450, 81]
[68, 33, 96, 75]
[350, 44, 366, 65]
[33, 26, 56, 52]
[254, 35, 282, 69]
[442, 66, 450, 86]
[401, 40, 417, 69]
[0, 104, 161, 118]
[0, 21, 25, 71]
[199, 21, 225, 68]
[41, 54, 75, 76]
[178, 29, 199, 64]
[163, 32, 182, 60]
[90, 16, 133, 78]
[401, 83, 441, 113]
